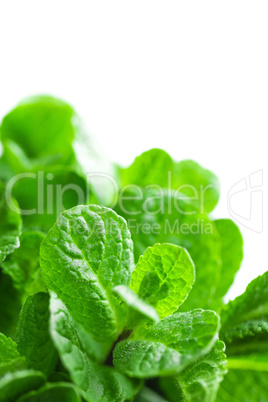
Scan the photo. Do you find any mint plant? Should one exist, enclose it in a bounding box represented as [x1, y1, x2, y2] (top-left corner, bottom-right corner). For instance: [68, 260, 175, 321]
[0, 95, 266, 401]
[0, 205, 226, 401]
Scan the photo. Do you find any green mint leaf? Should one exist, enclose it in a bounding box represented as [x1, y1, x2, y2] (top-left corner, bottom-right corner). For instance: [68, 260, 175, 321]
[16, 382, 82, 402]
[212, 219, 243, 303]
[1, 140, 33, 173]
[41, 205, 134, 340]
[11, 167, 88, 232]
[120, 149, 219, 213]
[1, 258, 25, 290]
[0, 332, 25, 376]
[120, 148, 174, 189]
[0, 370, 45, 402]
[0, 273, 22, 336]
[113, 285, 160, 327]
[220, 271, 268, 385]
[220, 271, 268, 349]
[114, 339, 185, 378]
[1, 96, 75, 167]
[160, 340, 227, 402]
[15, 292, 58, 376]
[172, 159, 220, 213]
[0, 183, 21, 263]
[221, 319, 268, 355]
[130, 243, 195, 319]
[113, 309, 220, 378]
[133, 308, 220, 348]
[115, 188, 222, 310]
[0, 95, 115, 207]
[49, 292, 141, 402]
[216, 369, 268, 402]
[0, 231, 44, 337]
[0, 156, 12, 182]
[1, 231, 46, 301]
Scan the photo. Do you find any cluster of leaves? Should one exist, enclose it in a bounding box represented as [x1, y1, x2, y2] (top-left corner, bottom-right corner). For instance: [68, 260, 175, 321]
[0, 96, 266, 401]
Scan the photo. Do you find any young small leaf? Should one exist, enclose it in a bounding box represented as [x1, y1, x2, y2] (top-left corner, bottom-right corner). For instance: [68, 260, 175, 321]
[115, 187, 222, 311]
[130, 243, 195, 319]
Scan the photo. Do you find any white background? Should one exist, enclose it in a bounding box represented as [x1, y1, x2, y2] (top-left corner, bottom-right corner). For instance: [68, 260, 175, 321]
[0, 1, 267, 299]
